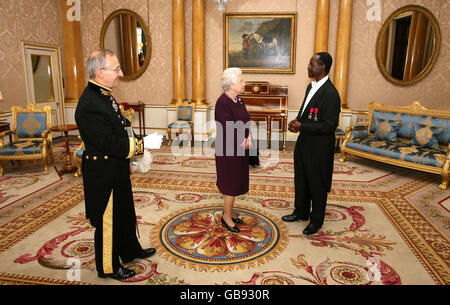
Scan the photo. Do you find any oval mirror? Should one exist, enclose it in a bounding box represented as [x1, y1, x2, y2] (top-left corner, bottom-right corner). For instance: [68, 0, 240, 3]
[376, 5, 441, 86]
[100, 9, 152, 81]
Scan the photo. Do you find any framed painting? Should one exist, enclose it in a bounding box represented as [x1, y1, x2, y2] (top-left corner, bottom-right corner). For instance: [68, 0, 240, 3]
[223, 12, 297, 74]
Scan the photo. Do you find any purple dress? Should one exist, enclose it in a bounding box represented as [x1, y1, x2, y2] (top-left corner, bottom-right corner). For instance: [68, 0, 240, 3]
[215, 93, 250, 196]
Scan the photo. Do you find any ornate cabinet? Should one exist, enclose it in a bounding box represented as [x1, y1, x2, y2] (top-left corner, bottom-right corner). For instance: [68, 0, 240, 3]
[239, 81, 288, 150]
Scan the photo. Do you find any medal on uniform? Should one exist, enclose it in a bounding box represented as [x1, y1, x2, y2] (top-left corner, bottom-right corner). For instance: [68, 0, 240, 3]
[314, 108, 318, 121]
[111, 97, 119, 112]
[308, 108, 313, 120]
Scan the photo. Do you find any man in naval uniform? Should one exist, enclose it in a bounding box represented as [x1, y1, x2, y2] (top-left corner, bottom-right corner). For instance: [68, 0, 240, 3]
[75, 49, 156, 280]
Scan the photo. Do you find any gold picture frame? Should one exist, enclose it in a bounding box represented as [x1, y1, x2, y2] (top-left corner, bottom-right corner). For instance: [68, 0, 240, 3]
[375, 5, 441, 86]
[224, 12, 297, 74]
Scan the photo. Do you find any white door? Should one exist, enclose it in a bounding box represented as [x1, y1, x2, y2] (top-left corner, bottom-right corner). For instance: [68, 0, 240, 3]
[22, 42, 65, 126]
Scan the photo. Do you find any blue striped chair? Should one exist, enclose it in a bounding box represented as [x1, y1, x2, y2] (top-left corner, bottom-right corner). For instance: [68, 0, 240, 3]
[167, 101, 195, 145]
[0, 103, 53, 176]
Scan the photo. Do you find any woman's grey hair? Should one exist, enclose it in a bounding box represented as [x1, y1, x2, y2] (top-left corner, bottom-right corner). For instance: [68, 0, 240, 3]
[87, 49, 115, 79]
[220, 67, 242, 91]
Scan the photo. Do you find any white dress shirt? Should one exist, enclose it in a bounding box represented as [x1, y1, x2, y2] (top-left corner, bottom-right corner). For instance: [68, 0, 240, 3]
[300, 75, 329, 117]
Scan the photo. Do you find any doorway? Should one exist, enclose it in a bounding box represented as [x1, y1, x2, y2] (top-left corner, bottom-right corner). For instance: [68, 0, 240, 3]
[22, 42, 65, 126]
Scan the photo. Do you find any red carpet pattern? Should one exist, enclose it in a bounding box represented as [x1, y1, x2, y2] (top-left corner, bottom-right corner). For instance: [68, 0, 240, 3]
[0, 145, 448, 285]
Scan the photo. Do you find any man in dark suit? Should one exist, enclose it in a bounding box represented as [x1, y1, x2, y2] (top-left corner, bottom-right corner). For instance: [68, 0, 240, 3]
[75, 49, 156, 281]
[282, 52, 341, 235]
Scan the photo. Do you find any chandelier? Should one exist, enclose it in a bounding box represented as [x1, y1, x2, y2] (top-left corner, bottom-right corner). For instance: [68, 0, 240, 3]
[214, 0, 232, 11]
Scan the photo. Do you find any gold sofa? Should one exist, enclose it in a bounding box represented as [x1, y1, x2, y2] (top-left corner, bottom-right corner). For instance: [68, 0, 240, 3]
[0, 103, 53, 176]
[339, 101, 450, 189]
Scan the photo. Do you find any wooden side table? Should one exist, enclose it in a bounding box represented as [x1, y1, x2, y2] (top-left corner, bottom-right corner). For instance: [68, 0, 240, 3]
[0, 122, 13, 146]
[50, 124, 78, 175]
[0, 122, 10, 132]
[122, 101, 145, 137]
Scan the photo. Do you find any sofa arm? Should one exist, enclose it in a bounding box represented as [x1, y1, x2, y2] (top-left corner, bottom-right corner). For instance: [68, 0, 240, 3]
[41, 129, 53, 149]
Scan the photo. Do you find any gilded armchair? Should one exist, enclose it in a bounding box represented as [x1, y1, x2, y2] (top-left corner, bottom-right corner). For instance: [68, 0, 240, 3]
[0, 103, 53, 176]
[73, 105, 134, 177]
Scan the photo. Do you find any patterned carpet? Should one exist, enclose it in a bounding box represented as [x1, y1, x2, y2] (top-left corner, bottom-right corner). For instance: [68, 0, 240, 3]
[0, 143, 448, 285]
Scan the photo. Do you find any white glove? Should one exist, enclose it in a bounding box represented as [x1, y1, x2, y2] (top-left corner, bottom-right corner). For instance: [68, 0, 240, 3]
[144, 132, 163, 149]
[131, 149, 153, 173]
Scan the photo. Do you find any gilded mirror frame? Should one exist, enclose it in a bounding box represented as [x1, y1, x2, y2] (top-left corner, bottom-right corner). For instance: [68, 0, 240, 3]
[100, 9, 152, 81]
[375, 5, 441, 86]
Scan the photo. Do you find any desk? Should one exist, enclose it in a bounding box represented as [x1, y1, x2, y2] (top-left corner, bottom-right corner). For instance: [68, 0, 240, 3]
[122, 101, 145, 137]
[239, 82, 288, 150]
[50, 124, 78, 175]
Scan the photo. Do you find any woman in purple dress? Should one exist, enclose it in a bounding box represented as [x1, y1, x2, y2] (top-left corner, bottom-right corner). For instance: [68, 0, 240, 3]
[215, 68, 251, 233]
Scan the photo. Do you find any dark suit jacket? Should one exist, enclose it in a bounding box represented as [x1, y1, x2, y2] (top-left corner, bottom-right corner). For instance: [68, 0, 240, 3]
[295, 78, 341, 192]
[75, 81, 143, 226]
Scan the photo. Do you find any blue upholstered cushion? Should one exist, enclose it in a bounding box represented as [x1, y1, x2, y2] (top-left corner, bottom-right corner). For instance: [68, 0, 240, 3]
[373, 119, 401, 141]
[177, 106, 194, 121]
[410, 123, 446, 150]
[168, 120, 192, 129]
[17, 113, 47, 138]
[335, 128, 345, 136]
[370, 110, 450, 144]
[0, 140, 47, 156]
[75, 148, 85, 158]
[351, 129, 368, 139]
[346, 137, 447, 168]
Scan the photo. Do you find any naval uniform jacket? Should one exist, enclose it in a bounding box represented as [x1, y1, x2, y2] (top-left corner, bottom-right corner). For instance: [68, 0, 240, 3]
[296, 78, 341, 192]
[75, 80, 143, 227]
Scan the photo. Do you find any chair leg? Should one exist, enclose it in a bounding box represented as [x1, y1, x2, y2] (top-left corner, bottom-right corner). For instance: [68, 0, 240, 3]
[73, 157, 82, 177]
[0, 163, 4, 177]
[43, 157, 49, 175]
[439, 172, 449, 190]
[339, 150, 347, 163]
[168, 129, 172, 145]
[49, 146, 55, 164]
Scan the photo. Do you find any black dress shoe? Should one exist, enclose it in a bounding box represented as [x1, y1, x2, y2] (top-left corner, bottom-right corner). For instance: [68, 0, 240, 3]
[122, 248, 156, 263]
[302, 223, 321, 235]
[281, 213, 308, 222]
[221, 218, 240, 233]
[232, 217, 243, 224]
[98, 266, 136, 280]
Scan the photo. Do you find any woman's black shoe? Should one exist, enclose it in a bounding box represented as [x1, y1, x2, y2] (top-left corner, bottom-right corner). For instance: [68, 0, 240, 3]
[221, 218, 240, 233]
[232, 217, 243, 224]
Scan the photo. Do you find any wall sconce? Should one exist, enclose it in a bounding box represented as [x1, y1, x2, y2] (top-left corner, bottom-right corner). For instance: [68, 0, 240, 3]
[214, 0, 232, 11]
[0, 90, 3, 102]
